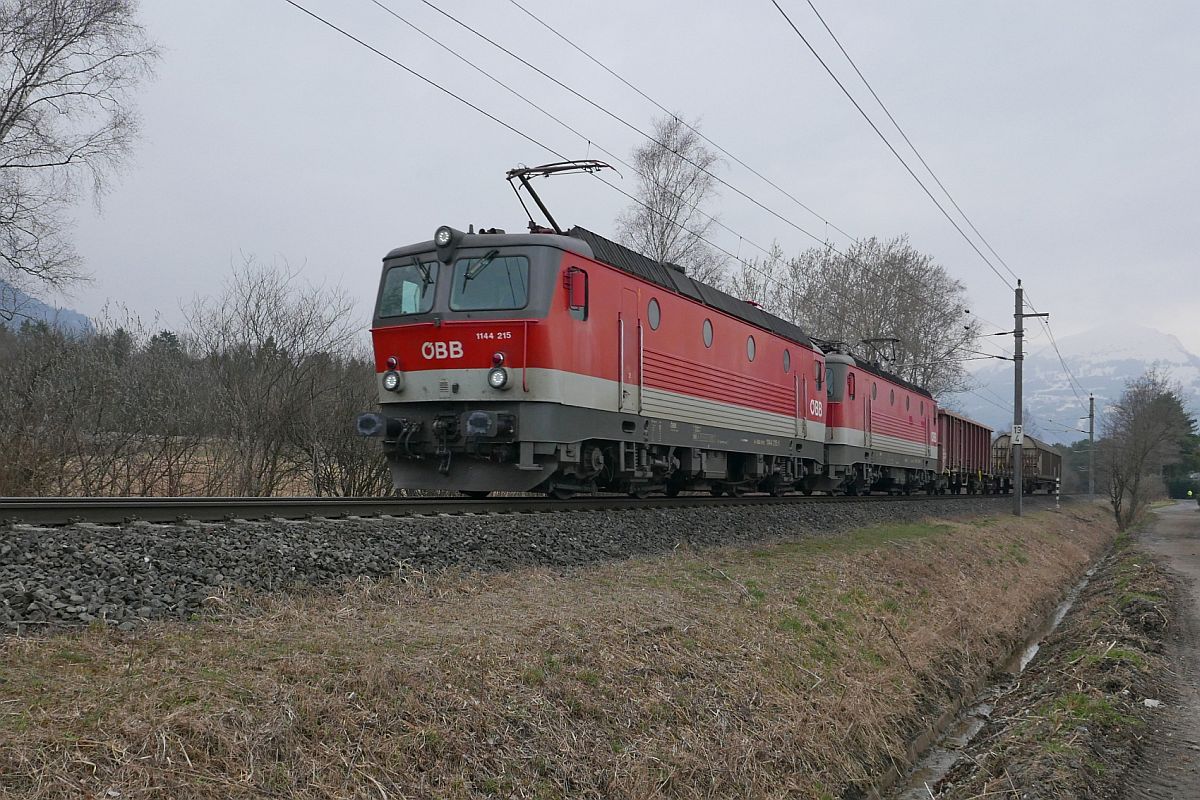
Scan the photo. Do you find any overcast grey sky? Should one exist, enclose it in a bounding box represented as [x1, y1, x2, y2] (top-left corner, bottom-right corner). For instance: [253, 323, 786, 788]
[61, 0, 1200, 354]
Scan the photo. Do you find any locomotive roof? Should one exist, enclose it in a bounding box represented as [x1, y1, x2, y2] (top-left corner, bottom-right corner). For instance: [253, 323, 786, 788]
[382, 226, 941, 398]
[566, 226, 814, 350]
[840, 357, 935, 400]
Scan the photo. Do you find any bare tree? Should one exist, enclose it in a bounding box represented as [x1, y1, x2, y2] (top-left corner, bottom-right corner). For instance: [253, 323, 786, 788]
[185, 257, 360, 496]
[1100, 367, 1195, 530]
[616, 115, 726, 285]
[730, 235, 980, 396]
[0, 0, 157, 316]
[295, 351, 392, 497]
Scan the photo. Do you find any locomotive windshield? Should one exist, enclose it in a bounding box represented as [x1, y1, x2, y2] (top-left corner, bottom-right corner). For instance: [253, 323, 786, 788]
[450, 253, 529, 311]
[379, 259, 438, 317]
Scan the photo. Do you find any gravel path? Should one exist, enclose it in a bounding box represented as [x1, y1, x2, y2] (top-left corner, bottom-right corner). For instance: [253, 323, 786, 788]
[1124, 500, 1200, 798]
[1, 496, 1030, 631]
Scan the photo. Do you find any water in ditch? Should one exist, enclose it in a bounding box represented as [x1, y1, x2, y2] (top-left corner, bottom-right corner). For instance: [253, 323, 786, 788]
[891, 567, 1096, 799]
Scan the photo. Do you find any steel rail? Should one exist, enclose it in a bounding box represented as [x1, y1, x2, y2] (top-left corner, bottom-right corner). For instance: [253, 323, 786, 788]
[0, 493, 1034, 527]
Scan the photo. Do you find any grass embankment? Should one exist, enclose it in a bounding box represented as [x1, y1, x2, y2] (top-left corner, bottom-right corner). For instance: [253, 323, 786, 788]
[1, 506, 1114, 798]
[936, 528, 1174, 798]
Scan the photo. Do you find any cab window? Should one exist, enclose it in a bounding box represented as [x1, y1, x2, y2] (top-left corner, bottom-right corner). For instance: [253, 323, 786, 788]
[450, 253, 530, 311]
[379, 259, 438, 317]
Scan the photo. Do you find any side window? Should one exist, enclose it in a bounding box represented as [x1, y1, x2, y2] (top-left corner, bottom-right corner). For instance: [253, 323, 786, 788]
[848, 372, 856, 400]
[746, 335, 756, 362]
[906, 396, 911, 411]
[783, 349, 791, 373]
[702, 319, 713, 348]
[920, 400, 925, 416]
[824, 366, 832, 394]
[872, 382, 877, 400]
[565, 267, 588, 321]
[890, 388, 896, 406]
[647, 298, 661, 330]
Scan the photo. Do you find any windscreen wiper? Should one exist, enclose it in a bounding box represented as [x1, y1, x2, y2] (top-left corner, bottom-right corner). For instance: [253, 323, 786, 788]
[462, 249, 500, 287]
[412, 256, 432, 289]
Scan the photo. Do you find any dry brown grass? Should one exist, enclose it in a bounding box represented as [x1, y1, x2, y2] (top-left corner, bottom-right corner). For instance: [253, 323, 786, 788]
[0, 507, 1114, 799]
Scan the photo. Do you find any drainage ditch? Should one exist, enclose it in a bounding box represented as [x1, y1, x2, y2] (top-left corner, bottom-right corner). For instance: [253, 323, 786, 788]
[880, 562, 1100, 799]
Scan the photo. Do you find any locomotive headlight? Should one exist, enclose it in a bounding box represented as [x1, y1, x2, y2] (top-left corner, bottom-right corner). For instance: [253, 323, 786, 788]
[487, 366, 510, 390]
[434, 226, 453, 247]
[382, 370, 404, 392]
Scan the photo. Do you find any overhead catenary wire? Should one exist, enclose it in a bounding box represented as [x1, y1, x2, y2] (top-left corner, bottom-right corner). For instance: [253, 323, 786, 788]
[501, 0, 855, 242]
[412, 0, 853, 255]
[801, 0, 1022, 286]
[783, 0, 1088, 409]
[767, 0, 1014, 292]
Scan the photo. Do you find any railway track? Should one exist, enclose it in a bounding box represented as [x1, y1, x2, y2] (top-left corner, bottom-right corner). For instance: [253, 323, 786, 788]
[0, 492, 1025, 527]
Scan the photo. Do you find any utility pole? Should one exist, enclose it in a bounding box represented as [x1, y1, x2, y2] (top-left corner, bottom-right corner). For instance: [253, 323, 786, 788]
[1088, 393, 1095, 500]
[1012, 279, 1049, 517]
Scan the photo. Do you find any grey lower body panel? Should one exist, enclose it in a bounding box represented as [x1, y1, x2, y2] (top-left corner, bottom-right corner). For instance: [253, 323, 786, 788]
[824, 444, 937, 473]
[374, 400, 824, 493]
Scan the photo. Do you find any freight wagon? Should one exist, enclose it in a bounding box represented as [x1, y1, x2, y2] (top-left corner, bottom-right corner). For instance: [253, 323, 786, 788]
[991, 433, 1062, 495]
[936, 409, 994, 494]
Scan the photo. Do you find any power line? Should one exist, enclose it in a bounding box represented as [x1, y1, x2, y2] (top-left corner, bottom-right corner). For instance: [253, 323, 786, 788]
[955, 386, 1013, 415]
[801, 0, 1021, 285]
[792, 1, 1094, 412]
[413, 0, 847, 254]
[794, 0, 1088, 410]
[502, 0, 855, 242]
[767, 0, 1014, 292]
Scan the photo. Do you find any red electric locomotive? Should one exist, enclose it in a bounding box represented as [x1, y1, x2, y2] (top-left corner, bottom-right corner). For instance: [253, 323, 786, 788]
[820, 350, 938, 494]
[357, 223, 829, 497]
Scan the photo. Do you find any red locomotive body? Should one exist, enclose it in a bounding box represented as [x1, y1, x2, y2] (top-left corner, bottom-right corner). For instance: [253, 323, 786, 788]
[359, 225, 828, 497]
[821, 352, 938, 494]
[936, 409, 995, 494]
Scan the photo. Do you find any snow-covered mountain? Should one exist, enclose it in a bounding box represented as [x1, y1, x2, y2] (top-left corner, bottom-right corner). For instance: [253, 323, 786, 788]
[941, 325, 1200, 444]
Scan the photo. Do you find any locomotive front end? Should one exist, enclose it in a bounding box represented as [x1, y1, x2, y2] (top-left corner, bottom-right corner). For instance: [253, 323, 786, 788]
[358, 226, 582, 494]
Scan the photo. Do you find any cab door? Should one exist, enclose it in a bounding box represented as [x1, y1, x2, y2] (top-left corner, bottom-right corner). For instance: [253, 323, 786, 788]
[619, 288, 641, 413]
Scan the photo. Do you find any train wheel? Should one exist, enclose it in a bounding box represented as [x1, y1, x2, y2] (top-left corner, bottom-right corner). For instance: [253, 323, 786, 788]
[711, 485, 726, 497]
[549, 487, 575, 500]
[460, 490, 491, 499]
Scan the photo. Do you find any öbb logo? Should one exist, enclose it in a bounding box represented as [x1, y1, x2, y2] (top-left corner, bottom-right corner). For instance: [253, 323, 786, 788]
[420, 340, 464, 360]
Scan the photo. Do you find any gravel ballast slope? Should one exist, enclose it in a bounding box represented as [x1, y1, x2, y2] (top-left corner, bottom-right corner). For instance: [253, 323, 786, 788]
[0, 497, 1038, 630]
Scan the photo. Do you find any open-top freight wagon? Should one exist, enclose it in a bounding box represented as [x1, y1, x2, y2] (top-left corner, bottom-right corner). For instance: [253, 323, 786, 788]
[936, 409, 995, 494]
[991, 433, 1062, 495]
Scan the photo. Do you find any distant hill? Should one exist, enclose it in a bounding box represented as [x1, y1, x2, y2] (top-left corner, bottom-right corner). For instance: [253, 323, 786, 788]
[942, 325, 1200, 444]
[0, 282, 91, 333]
